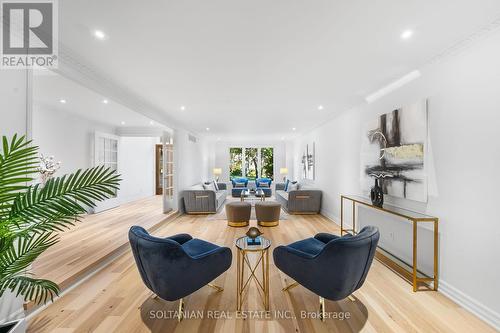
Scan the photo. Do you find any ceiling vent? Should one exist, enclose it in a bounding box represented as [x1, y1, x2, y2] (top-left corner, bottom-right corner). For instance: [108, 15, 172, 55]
[188, 134, 198, 143]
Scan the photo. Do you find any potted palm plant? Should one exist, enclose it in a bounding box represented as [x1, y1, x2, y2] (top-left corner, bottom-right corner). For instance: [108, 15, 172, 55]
[0, 135, 120, 333]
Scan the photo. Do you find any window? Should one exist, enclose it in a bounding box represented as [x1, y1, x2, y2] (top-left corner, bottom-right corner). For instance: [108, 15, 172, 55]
[260, 147, 274, 179]
[245, 148, 258, 180]
[229, 148, 243, 178]
[229, 147, 274, 180]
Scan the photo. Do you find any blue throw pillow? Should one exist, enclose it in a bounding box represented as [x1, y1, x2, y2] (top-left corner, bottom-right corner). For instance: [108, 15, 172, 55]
[284, 179, 290, 191]
[213, 180, 219, 191]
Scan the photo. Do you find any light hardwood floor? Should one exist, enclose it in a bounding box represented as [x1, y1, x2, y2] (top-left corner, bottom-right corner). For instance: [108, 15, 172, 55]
[32, 196, 171, 291]
[28, 210, 496, 333]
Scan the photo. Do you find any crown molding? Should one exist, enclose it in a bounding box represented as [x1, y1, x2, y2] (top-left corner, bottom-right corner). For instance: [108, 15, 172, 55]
[51, 44, 197, 135]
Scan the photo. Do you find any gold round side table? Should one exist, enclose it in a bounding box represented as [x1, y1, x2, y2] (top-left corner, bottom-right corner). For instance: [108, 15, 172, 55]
[235, 236, 271, 311]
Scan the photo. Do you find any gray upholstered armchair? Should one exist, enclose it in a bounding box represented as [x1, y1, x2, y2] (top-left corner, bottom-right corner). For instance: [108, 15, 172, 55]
[273, 226, 380, 320]
[129, 226, 232, 321]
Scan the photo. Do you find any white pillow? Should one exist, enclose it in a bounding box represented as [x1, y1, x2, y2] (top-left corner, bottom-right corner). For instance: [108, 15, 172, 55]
[286, 183, 298, 192]
[203, 182, 216, 191]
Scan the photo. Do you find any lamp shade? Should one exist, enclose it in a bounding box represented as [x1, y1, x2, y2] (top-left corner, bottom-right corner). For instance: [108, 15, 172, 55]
[213, 168, 222, 175]
[279, 167, 288, 175]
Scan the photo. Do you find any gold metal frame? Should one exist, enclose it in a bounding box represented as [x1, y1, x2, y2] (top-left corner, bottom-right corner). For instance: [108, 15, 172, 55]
[257, 220, 279, 227]
[228, 221, 249, 227]
[187, 211, 216, 215]
[236, 244, 270, 311]
[340, 195, 439, 292]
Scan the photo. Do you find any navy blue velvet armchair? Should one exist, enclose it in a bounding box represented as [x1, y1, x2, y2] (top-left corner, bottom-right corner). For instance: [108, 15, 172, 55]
[129, 226, 232, 320]
[255, 177, 272, 197]
[273, 226, 379, 320]
[231, 177, 249, 197]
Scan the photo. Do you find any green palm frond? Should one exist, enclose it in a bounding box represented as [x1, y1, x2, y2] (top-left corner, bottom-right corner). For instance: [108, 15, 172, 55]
[0, 232, 59, 278]
[9, 166, 121, 225]
[0, 134, 121, 305]
[0, 134, 39, 218]
[0, 275, 59, 304]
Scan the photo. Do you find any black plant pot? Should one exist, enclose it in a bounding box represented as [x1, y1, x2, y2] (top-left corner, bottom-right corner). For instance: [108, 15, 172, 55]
[370, 178, 384, 207]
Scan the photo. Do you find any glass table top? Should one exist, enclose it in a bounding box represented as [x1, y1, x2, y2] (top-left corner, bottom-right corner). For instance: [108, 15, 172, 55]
[241, 189, 265, 197]
[235, 236, 271, 251]
[342, 195, 437, 221]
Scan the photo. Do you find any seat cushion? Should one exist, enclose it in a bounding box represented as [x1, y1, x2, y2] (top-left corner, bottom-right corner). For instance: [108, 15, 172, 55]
[216, 191, 225, 202]
[288, 238, 325, 256]
[182, 239, 218, 257]
[276, 190, 289, 201]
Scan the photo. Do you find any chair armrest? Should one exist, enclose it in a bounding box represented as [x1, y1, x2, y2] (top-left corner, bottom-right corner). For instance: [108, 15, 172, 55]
[183, 190, 217, 212]
[314, 233, 341, 244]
[288, 190, 322, 213]
[167, 233, 192, 245]
[275, 183, 286, 191]
[274, 245, 318, 260]
[217, 182, 227, 190]
[188, 246, 230, 260]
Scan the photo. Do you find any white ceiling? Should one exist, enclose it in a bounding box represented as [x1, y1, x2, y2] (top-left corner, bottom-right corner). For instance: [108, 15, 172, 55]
[57, 0, 500, 138]
[33, 69, 166, 129]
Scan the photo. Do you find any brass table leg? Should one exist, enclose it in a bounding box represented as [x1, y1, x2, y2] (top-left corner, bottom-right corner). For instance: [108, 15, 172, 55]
[207, 283, 224, 292]
[282, 281, 299, 292]
[412, 220, 418, 292]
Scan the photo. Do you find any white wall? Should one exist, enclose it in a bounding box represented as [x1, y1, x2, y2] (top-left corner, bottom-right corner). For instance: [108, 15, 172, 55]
[174, 129, 211, 211]
[118, 137, 158, 204]
[0, 70, 28, 138]
[291, 29, 500, 329]
[213, 139, 287, 183]
[0, 70, 28, 323]
[32, 105, 116, 177]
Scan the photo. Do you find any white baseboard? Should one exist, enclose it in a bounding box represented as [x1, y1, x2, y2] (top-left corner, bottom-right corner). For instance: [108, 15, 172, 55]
[439, 279, 500, 331]
[320, 210, 499, 331]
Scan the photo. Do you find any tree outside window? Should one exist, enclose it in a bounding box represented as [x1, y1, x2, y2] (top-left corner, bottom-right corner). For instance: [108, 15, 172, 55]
[245, 148, 258, 180]
[229, 147, 274, 180]
[260, 147, 274, 179]
[229, 148, 242, 178]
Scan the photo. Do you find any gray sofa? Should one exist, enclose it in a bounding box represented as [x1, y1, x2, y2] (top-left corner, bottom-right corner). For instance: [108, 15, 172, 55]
[275, 182, 322, 214]
[183, 183, 227, 214]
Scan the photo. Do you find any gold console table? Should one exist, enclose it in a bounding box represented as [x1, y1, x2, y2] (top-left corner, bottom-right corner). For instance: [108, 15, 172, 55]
[340, 195, 438, 292]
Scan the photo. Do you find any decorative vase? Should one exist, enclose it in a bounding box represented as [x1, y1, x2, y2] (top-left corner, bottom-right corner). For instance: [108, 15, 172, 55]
[370, 178, 384, 207]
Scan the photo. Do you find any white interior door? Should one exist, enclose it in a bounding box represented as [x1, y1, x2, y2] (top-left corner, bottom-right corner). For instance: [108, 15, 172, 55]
[94, 131, 120, 212]
[162, 131, 175, 213]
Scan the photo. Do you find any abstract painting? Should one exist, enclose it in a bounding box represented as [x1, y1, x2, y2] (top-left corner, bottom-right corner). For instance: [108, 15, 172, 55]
[360, 100, 428, 202]
[301, 142, 315, 180]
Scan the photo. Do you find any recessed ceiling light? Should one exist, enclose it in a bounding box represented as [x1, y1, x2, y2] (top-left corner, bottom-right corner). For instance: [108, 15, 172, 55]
[149, 121, 154, 125]
[206, 127, 210, 131]
[120, 121, 126, 125]
[281, 137, 285, 140]
[59, 99, 66, 104]
[93, 30, 107, 40]
[401, 29, 413, 40]
[318, 105, 324, 110]
[102, 99, 109, 104]
[217, 137, 221, 141]
[180, 106, 186, 111]
[292, 127, 296, 131]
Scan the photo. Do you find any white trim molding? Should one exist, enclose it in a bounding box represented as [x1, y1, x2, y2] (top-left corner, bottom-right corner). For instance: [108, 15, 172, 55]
[439, 280, 500, 331]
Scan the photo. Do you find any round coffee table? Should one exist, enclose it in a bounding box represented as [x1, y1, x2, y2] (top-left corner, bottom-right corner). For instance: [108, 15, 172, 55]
[235, 236, 271, 311]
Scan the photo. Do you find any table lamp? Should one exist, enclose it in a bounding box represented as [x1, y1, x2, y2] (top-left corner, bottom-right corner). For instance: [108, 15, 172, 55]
[279, 167, 288, 182]
[213, 168, 222, 182]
